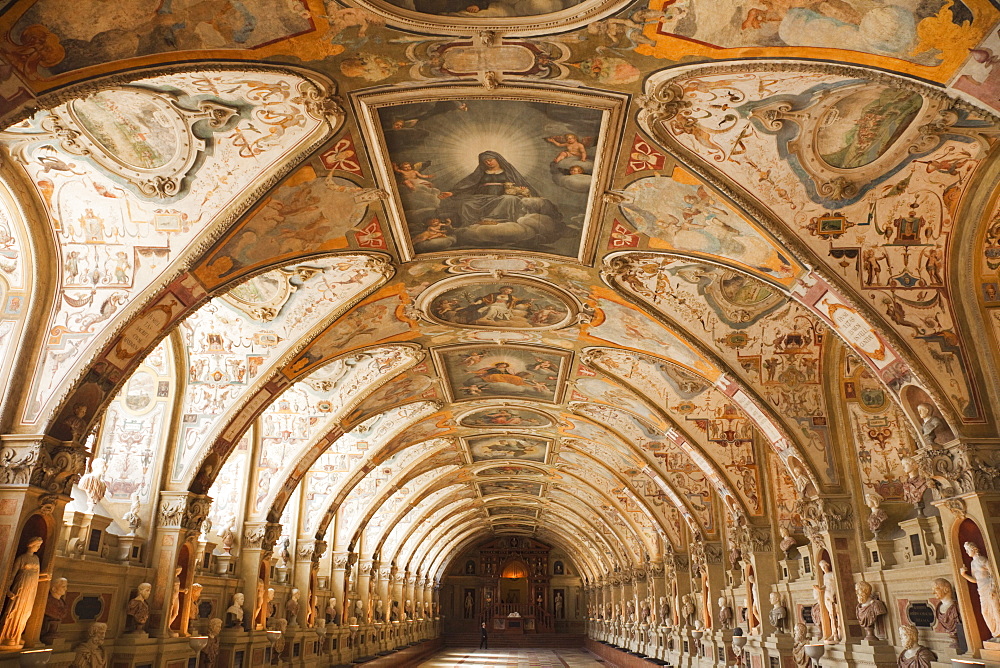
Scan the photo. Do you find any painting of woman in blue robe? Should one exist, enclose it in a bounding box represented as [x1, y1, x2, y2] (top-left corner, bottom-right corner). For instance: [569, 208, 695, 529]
[377, 99, 603, 259]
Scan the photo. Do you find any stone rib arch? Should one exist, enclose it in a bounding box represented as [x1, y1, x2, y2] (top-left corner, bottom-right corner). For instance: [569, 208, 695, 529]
[338, 444, 462, 551]
[254, 344, 425, 522]
[0, 165, 54, 434]
[549, 454, 671, 555]
[560, 408, 720, 534]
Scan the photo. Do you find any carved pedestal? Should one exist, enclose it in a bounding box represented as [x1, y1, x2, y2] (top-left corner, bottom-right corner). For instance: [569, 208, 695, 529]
[845, 638, 898, 668]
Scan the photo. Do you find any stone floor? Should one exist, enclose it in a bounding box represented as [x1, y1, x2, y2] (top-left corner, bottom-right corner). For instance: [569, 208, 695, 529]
[417, 648, 610, 667]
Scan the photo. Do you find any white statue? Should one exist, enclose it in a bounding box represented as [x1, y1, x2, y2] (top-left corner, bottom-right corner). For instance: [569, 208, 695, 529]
[124, 495, 142, 535]
[818, 560, 840, 642]
[79, 459, 108, 513]
[226, 592, 245, 628]
[555, 592, 564, 619]
[768, 592, 787, 633]
[779, 526, 796, 554]
[0, 536, 45, 647]
[960, 541, 1000, 640]
[219, 515, 235, 555]
[718, 596, 733, 629]
[167, 566, 184, 636]
[286, 588, 301, 623]
[70, 622, 107, 668]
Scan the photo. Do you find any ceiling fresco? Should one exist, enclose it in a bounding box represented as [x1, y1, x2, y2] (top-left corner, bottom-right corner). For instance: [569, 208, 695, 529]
[0, 0, 996, 585]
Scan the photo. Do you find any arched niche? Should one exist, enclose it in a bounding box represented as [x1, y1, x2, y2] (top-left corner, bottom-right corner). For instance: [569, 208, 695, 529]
[955, 517, 995, 651]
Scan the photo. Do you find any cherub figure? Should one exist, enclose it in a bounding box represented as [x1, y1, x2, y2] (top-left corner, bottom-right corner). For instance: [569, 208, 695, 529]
[412, 218, 452, 244]
[393, 161, 435, 190]
[546, 134, 591, 163]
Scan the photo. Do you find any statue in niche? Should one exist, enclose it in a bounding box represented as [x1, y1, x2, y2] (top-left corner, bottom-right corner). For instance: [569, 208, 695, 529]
[768, 592, 787, 633]
[326, 597, 339, 625]
[866, 493, 888, 537]
[70, 622, 107, 668]
[818, 560, 841, 643]
[354, 598, 364, 623]
[729, 544, 742, 570]
[658, 596, 670, 626]
[253, 578, 266, 628]
[405, 599, 413, 621]
[189, 582, 204, 633]
[79, 459, 108, 514]
[125, 582, 152, 633]
[226, 592, 245, 629]
[791, 622, 809, 668]
[390, 600, 400, 622]
[897, 623, 936, 668]
[286, 588, 301, 623]
[855, 581, 887, 641]
[960, 541, 1000, 641]
[718, 596, 733, 630]
[124, 495, 142, 535]
[201, 618, 222, 668]
[900, 457, 928, 509]
[637, 597, 647, 624]
[779, 526, 796, 555]
[375, 599, 384, 622]
[0, 536, 45, 647]
[680, 594, 695, 628]
[626, 600, 635, 624]
[932, 578, 963, 650]
[917, 403, 953, 445]
[41, 576, 69, 644]
[167, 566, 184, 636]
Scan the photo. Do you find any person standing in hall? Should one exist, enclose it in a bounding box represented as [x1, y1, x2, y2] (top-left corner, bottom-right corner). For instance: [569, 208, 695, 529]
[480, 621, 488, 649]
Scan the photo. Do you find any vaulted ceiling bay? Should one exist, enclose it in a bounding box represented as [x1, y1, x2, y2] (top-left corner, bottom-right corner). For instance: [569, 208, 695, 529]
[0, 0, 994, 666]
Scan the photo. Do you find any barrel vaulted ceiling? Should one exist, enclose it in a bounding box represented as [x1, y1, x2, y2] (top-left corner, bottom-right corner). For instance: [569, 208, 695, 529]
[0, 0, 997, 578]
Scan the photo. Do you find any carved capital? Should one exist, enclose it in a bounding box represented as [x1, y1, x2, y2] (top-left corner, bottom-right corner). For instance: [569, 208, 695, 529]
[0, 435, 87, 496]
[332, 552, 351, 570]
[157, 492, 212, 535]
[242, 522, 282, 551]
[297, 540, 328, 562]
[917, 442, 1000, 497]
[795, 497, 854, 540]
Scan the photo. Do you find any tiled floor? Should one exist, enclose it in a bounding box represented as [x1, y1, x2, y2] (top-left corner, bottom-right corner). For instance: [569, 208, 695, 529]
[417, 648, 609, 667]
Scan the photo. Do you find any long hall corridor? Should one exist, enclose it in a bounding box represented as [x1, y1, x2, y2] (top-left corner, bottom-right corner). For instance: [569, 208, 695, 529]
[417, 648, 607, 668]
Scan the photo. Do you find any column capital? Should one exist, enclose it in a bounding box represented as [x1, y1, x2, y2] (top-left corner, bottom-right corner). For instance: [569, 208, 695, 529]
[242, 521, 282, 552]
[157, 491, 212, 536]
[296, 539, 327, 562]
[0, 434, 87, 496]
[332, 551, 351, 570]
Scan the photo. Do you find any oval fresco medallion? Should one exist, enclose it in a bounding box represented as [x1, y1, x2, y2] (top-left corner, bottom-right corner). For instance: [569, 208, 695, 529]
[477, 465, 545, 476]
[816, 86, 923, 170]
[422, 276, 577, 330]
[460, 406, 554, 428]
[344, 0, 632, 36]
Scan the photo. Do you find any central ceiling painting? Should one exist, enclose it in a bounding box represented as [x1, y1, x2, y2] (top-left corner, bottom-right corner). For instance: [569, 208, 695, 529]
[357, 87, 626, 262]
[433, 344, 572, 403]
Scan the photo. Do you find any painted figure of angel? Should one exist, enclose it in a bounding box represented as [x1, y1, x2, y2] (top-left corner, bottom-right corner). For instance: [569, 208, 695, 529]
[546, 133, 591, 162]
[393, 161, 435, 191]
